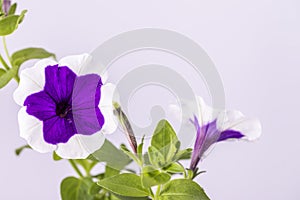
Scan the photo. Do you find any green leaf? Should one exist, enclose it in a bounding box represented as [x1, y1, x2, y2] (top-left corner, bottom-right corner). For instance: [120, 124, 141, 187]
[53, 151, 62, 161]
[0, 68, 5, 77]
[15, 144, 31, 156]
[97, 174, 149, 197]
[0, 15, 19, 36]
[120, 144, 141, 166]
[148, 146, 165, 168]
[111, 194, 149, 200]
[88, 182, 101, 196]
[0, 10, 26, 36]
[141, 166, 171, 188]
[89, 140, 131, 170]
[0, 1, 3, 14]
[150, 120, 180, 166]
[105, 165, 120, 178]
[18, 10, 27, 24]
[8, 3, 17, 15]
[174, 148, 193, 160]
[137, 135, 145, 161]
[61, 177, 94, 200]
[159, 179, 210, 200]
[163, 162, 185, 174]
[11, 47, 55, 69]
[0, 67, 15, 88]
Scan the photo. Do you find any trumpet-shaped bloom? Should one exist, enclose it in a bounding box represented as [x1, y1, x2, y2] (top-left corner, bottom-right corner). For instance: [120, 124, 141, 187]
[189, 97, 262, 171]
[13, 54, 117, 159]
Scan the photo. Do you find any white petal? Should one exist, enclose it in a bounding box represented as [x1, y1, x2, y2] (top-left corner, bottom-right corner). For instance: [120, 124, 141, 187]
[59, 54, 92, 75]
[217, 110, 262, 141]
[168, 96, 216, 127]
[13, 58, 57, 106]
[55, 133, 105, 159]
[196, 96, 218, 126]
[18, 107, 56, 153]
[99, 83, 118, 134]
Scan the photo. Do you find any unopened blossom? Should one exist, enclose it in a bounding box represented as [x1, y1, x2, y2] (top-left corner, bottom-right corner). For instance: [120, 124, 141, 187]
[14, 54, 117, 159]
[2, 0, 11, 15]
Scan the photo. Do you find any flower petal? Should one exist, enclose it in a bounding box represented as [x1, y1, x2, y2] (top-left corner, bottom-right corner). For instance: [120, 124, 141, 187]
[99, 83, 118, 134]
[59, 54, 92, 75]
[43, 115, 76, 144]
[44, 65, 77, 103]
[55, 132, 105, 159]
[72, 74, 104, 135]
[24, 91, 56, 121]
[18, 107, 56, 153]
[196, 96, 217, 126]
[13, 58, 57, 106]
[217, 110, 262, 141]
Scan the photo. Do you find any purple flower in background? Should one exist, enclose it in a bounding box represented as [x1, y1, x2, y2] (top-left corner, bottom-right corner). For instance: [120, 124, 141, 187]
[189, 97, 262, 172]
[14, 54, 117, 159]
[2, 0, 11, 15]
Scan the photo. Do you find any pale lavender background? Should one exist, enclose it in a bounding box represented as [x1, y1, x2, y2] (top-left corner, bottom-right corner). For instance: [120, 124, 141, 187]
[0, 0, 299, 199]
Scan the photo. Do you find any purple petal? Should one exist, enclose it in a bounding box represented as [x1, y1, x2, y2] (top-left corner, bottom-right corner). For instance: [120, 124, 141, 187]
[72, 74, 104, 135]
[43, 114, 76, 144]
[218, 130, 244, 142]
[190, 118, 221, 171]
[44, 65, 77, 103]
[24, 91, 56, 121]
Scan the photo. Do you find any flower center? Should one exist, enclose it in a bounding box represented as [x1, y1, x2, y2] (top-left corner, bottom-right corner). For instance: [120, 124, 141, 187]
[56, 102, 71, 118]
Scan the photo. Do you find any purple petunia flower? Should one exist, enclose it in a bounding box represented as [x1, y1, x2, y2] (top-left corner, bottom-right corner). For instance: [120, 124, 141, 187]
[14, 54, 117, 159]
[188, 97, 262, 171]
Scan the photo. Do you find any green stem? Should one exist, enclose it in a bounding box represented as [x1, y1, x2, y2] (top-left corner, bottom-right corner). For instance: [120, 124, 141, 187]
[69, 160, 84, 178]
[177, 162, 187, 179]
[0, 54, 10, 70]
[2, 37, 11, 64]
[155, 185, 161, 200]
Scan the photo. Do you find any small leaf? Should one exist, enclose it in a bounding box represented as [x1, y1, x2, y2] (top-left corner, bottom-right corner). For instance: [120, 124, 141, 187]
[0, 15, 19, 36]
[15, 144, 31, 156]
[137, 135, 145, 161]
[53, 151, 62, 161]
[163, 162, 185, 174]
[175, 148, 193, 160]
[97, 174, 149, 197]
[120, 144, 141, 166]
[11, 47, 55, 69]
[141, 166, 171, 188]
[150, 120, 180, 166]
[17, 10, 27, 24]
[159, 179, 210, 200]
[61, 177, 94, 200]
[90, 139, 131, 170]
[8, 3, 17, 15]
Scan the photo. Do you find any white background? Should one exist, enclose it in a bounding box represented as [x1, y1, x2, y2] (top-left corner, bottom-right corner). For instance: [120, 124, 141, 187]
[0, 0, 299, 199]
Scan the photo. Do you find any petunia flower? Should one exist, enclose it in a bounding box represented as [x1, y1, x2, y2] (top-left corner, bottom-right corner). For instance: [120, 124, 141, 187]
[187, 97, 262, 172]
[13, 54, 117, 159]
